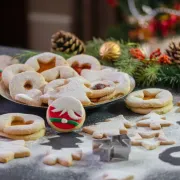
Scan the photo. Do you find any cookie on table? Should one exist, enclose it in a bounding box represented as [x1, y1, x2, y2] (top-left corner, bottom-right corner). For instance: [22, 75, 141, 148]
[2, 64, 35, 88]
[25, 52, 68, 73]
[43, 148, 82, 167]
[0, 113, 45, 141]
[46, 96, 86, 133]
[125, 88, 173, 114]
[67, 54, 101, 75]
[82, 115, 132, 139]
[136, 112, 172, 130]
[0, 140, 30, 163]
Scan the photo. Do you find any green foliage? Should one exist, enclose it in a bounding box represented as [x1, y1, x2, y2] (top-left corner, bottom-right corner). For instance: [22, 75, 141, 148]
[13, 51, 39, 64]
[158, 65, 180, 89]
[134, 63, 160, 87]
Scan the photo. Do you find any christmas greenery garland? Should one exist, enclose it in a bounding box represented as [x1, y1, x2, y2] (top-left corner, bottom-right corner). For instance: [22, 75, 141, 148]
[14, 38, 180, 90]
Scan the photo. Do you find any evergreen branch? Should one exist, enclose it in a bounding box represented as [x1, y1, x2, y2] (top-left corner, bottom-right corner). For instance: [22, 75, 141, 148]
[158, 65, 180, 89]
[13, 51, 39, 64]
[134, 63, 160, 87]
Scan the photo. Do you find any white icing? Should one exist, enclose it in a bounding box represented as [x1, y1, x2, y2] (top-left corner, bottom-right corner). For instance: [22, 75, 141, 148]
[61, 119, 68, 124]
[50, 96, 84, 120]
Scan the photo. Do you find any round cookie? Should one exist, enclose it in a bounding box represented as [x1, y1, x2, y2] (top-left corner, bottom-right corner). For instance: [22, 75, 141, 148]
[67, 54, 101, 74]
[128, 102, 173, 115]
[0, 113, 45, 140]
[0, 113, 45, 135]
[25, 52, 68, 73]
[89, 80, 115, 99]
[125, 88, 173, 108]
[46, 96, 86, 132]
[9, 71, 47, 99]
[2, 64, 35, 88]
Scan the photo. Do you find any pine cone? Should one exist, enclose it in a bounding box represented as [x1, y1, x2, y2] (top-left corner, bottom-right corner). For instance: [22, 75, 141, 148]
[166, 42, 180, 64]
[51, 30, 85, 54]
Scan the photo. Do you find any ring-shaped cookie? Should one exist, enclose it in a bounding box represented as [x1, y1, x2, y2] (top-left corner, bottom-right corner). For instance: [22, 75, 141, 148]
[25, 52, 68, 73]
[41, 66, 79, 82]
[125, 88, 173, 108]
[128, 102, 173, 115]
[67, 54, 101, 74]
[9, 71, 47, 99]
[2, 64, 35, 88]
[0, 113, 45, 135]
[89, 80, 116, 99]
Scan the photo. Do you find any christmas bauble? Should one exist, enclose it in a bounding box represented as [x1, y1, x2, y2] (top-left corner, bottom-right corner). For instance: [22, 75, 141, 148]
[99, 41, 121, 61]
[46, 96, 86, 132]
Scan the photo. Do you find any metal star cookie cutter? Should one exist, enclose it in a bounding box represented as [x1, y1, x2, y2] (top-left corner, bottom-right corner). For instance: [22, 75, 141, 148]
[93, 134, 131, 162]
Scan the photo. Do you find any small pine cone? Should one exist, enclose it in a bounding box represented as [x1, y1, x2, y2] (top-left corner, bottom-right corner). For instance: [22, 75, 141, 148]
[51, 30, 85, 55]
[166, 41, 180, 64]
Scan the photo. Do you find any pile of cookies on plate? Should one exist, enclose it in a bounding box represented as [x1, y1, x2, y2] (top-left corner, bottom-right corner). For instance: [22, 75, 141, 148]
[1, 52, 132, 107]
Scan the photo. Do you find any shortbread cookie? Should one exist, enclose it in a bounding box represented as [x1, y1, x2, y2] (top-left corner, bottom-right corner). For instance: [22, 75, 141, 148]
[47, 96, 86, 132]
[15, 89, 43, 106]
[0, 140, 30, 163]
[0, 113, 45, 135]
[137, 127, 162, 138]
[67, 54, 101, 74]
[136, 112, 172, 130]
[130, 131, 175, 150]
[43, 79, 92, 105]
[25, 52, 68, 73]
[0, 129, 45, 141]
[9, 71, 47, 100]
[2, 64, 35, 88]
[43, 148, 82, 166]
[82, 115, 132, 139]
[41, 66, 79, 82]
[126, 88, 173, 108]
[129, 102, 173, 115]
[89, 80, 116, 99]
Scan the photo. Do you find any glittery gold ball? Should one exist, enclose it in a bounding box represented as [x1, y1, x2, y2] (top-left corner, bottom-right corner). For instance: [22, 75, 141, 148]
[99, 41, 121, 61]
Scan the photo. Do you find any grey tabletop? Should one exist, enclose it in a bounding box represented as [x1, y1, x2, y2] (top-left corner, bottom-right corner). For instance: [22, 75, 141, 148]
[0, 46, 180, 180]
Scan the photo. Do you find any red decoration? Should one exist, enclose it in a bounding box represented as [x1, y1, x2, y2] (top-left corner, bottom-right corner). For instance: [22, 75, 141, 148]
[129, 48, 145, 60]
[48, 106, 82, 130]
[150, 48, 161, 60]
[106, 0, 118, 7]
[158, 54, 172, 64]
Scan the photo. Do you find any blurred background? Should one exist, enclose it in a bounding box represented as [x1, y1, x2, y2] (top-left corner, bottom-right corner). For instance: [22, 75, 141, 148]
[0, 0, 180, 51]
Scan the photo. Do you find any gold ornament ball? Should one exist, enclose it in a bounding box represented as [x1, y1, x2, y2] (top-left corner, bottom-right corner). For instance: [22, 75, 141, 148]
[99, 41, 121, 61]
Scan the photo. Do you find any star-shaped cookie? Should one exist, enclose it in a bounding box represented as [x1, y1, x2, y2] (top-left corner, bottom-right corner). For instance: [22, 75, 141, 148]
[130, 131, 175, 150]
[82, 115, 132, 139]
[0, 140, 30, 163]
[43, 148, 82, 167]
[136, 112, 172, 130]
